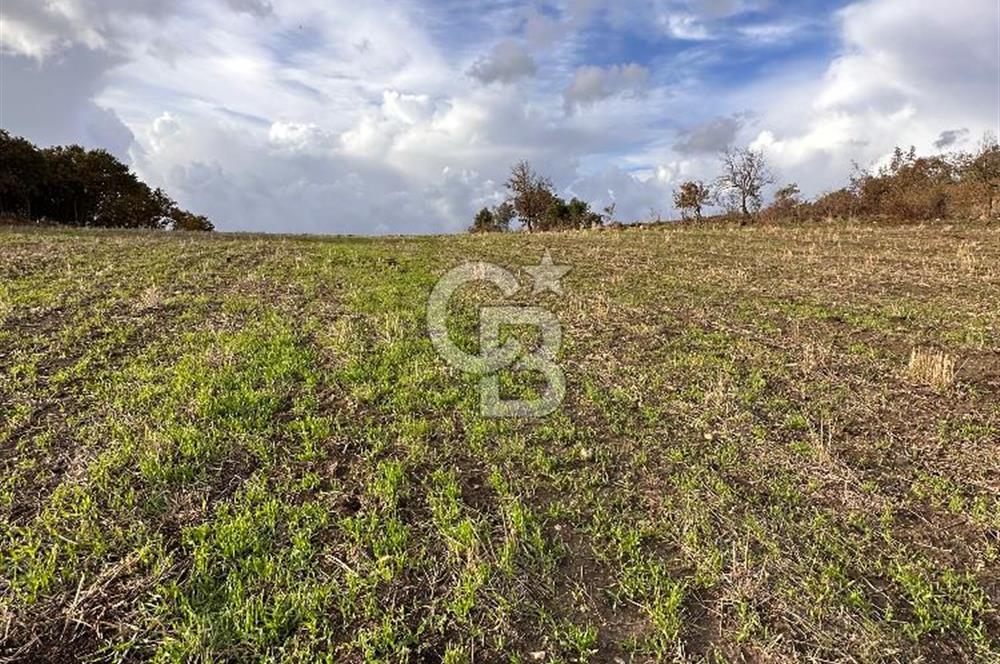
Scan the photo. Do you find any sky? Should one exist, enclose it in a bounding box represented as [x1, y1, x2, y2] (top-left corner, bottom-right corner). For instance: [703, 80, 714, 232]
[1, 0, 998, 234]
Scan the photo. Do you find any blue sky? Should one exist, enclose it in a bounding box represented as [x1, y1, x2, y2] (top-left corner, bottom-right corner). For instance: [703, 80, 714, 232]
[2, 0, 997, 233]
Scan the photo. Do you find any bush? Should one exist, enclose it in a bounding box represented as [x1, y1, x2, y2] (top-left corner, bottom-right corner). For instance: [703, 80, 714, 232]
[170, 211, 216, 232]
[768, 137, 999, 223]
[673, 181, 711, 221]
[809, 188, 858, 220]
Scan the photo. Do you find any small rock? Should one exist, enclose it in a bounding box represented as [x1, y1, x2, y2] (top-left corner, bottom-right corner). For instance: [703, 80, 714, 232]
[529, 651, 546, 661]
[703, 432, 715, 441]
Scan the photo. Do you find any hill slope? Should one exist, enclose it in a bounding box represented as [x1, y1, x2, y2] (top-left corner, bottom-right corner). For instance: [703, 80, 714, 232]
[1, 223, 998, 662]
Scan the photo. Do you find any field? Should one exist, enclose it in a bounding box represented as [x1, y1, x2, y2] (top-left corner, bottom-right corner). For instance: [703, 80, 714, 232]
[1, 222, 998, 663]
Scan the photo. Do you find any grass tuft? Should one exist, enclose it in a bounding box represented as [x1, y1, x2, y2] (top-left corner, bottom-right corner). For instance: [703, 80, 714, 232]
[907, 348, 957, 391]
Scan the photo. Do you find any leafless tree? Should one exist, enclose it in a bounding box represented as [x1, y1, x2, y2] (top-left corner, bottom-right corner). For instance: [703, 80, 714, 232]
[716, 148, 775, 221]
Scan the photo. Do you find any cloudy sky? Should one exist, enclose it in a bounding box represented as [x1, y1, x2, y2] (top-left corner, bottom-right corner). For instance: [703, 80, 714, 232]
[1, 0, 997, 234]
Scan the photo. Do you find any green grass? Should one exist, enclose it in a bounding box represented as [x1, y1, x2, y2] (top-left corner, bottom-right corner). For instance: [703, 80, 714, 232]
[1, 222, 999, 662]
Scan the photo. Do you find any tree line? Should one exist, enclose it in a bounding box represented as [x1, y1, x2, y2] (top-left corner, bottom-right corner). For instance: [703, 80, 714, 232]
[0, 130, 213, 231]
[473, 133, 1000, 232]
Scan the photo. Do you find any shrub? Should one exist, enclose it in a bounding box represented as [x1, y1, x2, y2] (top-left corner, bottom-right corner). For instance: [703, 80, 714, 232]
[673, 181, 711, 221]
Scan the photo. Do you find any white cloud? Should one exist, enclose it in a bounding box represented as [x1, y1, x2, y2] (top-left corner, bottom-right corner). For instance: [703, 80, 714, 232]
[1, 0, 995, 232]
[741, 0, 998, 198]
[268, 121, 338, 153]
[150, 112, 181, 147]
[737, 21, 806, 43]
[663, 15, 713, 41]
[0, 1, 105, 59]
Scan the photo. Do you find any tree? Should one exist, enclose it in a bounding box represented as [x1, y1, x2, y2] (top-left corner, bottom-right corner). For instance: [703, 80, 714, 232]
[36, 145, 171, 228]
[766, 182, 802, 220]
[961, 132, 1000, 217]
[602, 202, 617, 225]
[505, 161, 555, 232]
[567, 197, 603, 229]
[537, 195, 602, 231]
[542, 197, 570, 231]
[469, 207, 497, 233]
[493, 202, 516, 230]
[673, 181, 711, 221]
[0, 130, 46, 217]
[716, 148, 775, 221]
[468, 202, 515, 233]
[0, 130, 213, 230]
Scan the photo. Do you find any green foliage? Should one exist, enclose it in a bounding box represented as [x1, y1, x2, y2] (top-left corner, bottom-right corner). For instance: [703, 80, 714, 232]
[539, 196, 603, 231]
[0, 129, 212, 230]
[475, 161, 605, 232]
[467, 203, 513, 233]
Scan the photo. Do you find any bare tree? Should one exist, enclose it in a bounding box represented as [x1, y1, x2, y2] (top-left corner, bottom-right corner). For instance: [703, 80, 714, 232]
[505, 161, 555, 232]
[673, 181, 711, 221]
[716, 148, 775, 221]
[602, 201, 617, 225]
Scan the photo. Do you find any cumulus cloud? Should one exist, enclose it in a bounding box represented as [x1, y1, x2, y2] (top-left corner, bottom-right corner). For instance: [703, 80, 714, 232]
[151, 113, 181, 142]
[468, 42, 537, 85]
[340, 91, 437, 158]
[817, 0, 996, 115]
[1, 0, 995, 232]
[136, 116, 470, 235]
[269, 122, 338, 153]
[740, 0, 998, 198]
[0, 46, 136, 159]
[0, 1, 105, 59]
[564, 64, 650, 113]
[0, 0, 179, 60]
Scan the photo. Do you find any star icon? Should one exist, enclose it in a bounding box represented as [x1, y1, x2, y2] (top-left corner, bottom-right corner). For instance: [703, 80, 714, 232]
[525, 249, 571, 295]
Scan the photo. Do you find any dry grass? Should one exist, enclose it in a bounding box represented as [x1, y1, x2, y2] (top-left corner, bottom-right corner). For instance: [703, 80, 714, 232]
[135, 284, 164, 312]
[908, 347, 957, 391]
